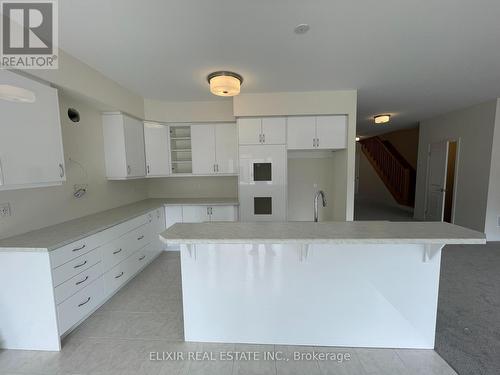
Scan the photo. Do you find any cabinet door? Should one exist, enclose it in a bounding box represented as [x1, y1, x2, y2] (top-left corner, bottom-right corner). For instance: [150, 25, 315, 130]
[165, 206, 182, 251]
[210, 206, 237, 222]
[191, 125, 216, 174]
[144, 122, 170, 177]
[0, 70, 65, 189]
[238, 118, 262, 145]
[215, 123, 238, 174]
[287, 116, 316, 150]
[182, 206, 210, 223]
[123, 115, 146, 177]
[315, 115, 347, 149]
[261, 117, 286, 145]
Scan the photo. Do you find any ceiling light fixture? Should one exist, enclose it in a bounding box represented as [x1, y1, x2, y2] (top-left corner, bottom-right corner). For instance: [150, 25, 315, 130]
[0, 84, 36, 103]
[294, 24, 310, 34]
[207, 71, 243, 97]
[356, 137, 360, 142]
[374, 114, 390, 124]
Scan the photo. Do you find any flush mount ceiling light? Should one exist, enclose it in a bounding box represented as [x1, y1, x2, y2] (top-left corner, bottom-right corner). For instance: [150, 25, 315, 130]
[207, 71, 243, 97]
[374, 114, 391, 124]
[0, 84, 36, 103]
[294, 23, 310, 34]
[356, 137, 360, 142]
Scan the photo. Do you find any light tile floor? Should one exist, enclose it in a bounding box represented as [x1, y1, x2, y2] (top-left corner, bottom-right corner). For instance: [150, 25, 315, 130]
[0, 252, 457, 375]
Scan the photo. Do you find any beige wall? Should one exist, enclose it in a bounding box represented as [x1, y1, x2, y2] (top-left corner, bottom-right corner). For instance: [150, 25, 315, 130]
[485, 99, 500, 241]
[0, 93, 148, 239]
[234, 90, 357, 221]
[148, 176, 238, 199]
[144, 98, 234, 123]
[379, 127, 419, 169]
[414, 100, 498, 234]
[28, 50, 145, 119]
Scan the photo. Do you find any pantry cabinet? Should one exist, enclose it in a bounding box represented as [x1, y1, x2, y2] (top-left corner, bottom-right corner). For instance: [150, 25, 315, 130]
[0, 70, 65, 191]
[102, 113, 146, 179]
[191, 123, 237, 175]
[287, 115, 347, 150]
[144, 122, 170, 177]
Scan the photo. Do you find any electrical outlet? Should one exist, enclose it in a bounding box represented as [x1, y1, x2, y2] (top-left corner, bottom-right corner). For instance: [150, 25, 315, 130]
[0, 203, 11, 218]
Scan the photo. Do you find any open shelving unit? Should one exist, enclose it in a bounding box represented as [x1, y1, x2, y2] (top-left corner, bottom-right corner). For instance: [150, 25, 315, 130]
[170, 125, 192, 174]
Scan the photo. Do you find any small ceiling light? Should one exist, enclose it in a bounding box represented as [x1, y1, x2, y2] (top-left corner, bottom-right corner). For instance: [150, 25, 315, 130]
[294, 24, 310, 34]
[0, 84, 36, 103]
[374, 114, 391, 124]
[207, 71, 243, 97]
[356, 137, 360, 142]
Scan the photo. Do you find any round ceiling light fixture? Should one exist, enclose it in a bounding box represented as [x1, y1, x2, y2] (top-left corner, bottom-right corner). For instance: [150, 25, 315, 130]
[294, 23, 310, 34]
[0, 84, 36, 103]
[374, 114, 391, 124]
[207, 71, 243, 97]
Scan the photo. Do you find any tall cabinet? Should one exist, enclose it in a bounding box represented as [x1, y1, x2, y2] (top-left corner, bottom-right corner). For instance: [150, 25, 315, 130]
[144, 122, 170, 177]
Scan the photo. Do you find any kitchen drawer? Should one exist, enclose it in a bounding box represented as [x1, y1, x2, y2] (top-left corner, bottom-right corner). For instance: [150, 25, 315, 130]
[103, 258, 132, 297]
[129, 243, 154, 275]
[101, 235, 130, 272]
[127, 222, 155, 253]
[52, 248, 102, 287]
[54, 262, 103, 305]
[57, 276, 105, 335]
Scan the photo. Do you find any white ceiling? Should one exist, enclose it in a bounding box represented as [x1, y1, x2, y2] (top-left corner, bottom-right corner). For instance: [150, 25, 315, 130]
[59, 0, 500, 134]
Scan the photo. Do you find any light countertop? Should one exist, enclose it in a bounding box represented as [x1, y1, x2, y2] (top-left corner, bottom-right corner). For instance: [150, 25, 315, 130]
[0, 198, 238, 251]
[160, 221, 486, 245]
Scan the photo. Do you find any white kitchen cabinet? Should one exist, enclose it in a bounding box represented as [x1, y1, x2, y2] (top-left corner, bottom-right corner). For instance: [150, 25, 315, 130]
[102, 113, 146, 179]
[287, 116, 316, 150]
[191, 123, 237, 175]
[210, 205, 238, 221]
[165, 206, 183, 229]
[144, 122, 170, 177]
[287, 115, 347, 150]
[0, 70, 65, 191]
[182, 205, 210, 223]
[315, 115, 347, 149]
[238, 117, 286, 145]
[191, 124, 216, 174]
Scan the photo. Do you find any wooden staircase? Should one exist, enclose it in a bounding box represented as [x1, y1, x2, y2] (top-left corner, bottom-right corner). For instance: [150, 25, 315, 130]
[359, 136, 416, 207]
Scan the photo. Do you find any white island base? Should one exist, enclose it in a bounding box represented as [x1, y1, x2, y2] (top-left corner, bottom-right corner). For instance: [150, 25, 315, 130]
[162, 221, 485, 349]
[180, 242, 445, 349]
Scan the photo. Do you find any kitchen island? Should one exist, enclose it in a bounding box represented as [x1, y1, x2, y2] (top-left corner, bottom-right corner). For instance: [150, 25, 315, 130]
[160, 221, 485, 349]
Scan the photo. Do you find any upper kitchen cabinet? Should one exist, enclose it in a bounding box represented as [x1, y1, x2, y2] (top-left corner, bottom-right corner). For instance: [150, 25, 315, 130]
[287, 115, 347, 150]
[102, 113, 146, 179]
[238, 117, 286, 145]
[144, 122, 170, 177]
[0, 71, 65, 191]
[191, 123, 238, 175]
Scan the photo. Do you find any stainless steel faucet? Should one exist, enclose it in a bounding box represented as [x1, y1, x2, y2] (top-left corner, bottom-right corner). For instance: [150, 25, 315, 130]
[314, 190, 327, 222]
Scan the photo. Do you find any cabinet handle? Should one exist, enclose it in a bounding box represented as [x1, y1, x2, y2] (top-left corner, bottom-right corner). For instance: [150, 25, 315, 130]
[113, 248, 122, 255]
[213, 164, 216, 172]
[138, 255, 146, 261]
[59, 163, 65, 178]
[115, 271, 124, 279]
[78, 297, 91, 307]
[216, 164, 219, 172]
[316, 138, 319, 147]
[207, 207, 210, 216]
[72, 244, 86, 252]
[209, 207, 213, 215]
[75, 275, 89, 285]
[137, 235, 144, 240]
[127, 165, 131, 175]
[262, 134, 265, 143]
[73, 260, 87, 269]
[147, 165, 150, 174]
[313, 138, 315, 147]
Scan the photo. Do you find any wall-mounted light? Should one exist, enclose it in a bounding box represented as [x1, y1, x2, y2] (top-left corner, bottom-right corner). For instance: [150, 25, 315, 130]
[207, 71, 243, 97]
[374, 114, 390, 124]
[0, 84, 36, 103]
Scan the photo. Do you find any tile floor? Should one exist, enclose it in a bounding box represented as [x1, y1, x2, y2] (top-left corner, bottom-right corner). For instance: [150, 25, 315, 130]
[0, 252, 457, 375]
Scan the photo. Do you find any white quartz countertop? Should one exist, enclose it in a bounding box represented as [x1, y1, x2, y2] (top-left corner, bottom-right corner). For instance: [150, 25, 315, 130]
[160, 221, 486, 245]
[0, 197, 238, 251]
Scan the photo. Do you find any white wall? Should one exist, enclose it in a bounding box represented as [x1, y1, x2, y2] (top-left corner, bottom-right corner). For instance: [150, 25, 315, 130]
[148, 176, 238, 199]
[234, 90, 357, 220]
[414, 100, 498, 234]
[0, 92, 147, 239]
[485, 99, 500, 240]
[144, 98, 234, 123]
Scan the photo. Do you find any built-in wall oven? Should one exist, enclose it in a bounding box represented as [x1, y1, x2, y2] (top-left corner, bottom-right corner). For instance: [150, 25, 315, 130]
[239, 145, 286, 221]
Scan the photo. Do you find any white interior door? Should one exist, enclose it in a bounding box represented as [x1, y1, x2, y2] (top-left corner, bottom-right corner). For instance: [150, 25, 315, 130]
[123, 115, 146, 177]
[215, 123, 237, 174]
[238, 118, 262, 145]
[287, 116, 316, 150]
[425, 141, 449, 221]
[316, 115, 347, 149]
[191, 125, 216, 174]
[144, 123, 170, 176]
[261, 117, 286, 145]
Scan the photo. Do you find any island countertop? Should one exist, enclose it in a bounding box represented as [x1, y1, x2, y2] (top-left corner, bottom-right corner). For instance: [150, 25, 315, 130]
[160, 221, 486, 245]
